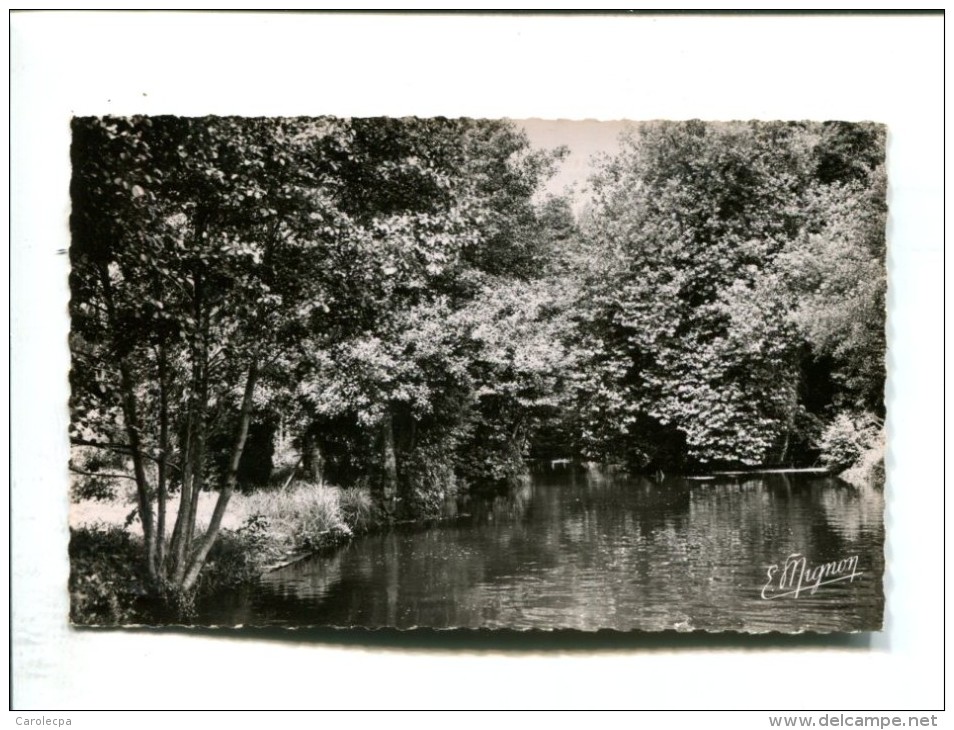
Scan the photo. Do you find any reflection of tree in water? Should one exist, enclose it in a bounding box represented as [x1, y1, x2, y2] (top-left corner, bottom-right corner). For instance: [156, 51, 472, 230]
[198, 549, 349, 626]
[814, 479, 884, 542]
[457, 476, 535, 524]
[257, 550, 346, 602]
[677, 475, 884, 631]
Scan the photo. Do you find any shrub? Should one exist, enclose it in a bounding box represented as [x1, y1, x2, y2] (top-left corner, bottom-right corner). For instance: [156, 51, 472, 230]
[194, 514, 285, 594]
[238, 481, 362, 552]
[816, 411, 882, 471]
[338, 486, 375, 533]
[839, 431, 886, 489]
[69, 525, 148, 625]
[456, 416, 526, 488]
[401, 444, 458, 518]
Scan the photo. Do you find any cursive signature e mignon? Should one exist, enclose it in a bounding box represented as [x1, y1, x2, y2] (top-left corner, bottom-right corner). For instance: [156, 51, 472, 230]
[761, 553, 862, 600]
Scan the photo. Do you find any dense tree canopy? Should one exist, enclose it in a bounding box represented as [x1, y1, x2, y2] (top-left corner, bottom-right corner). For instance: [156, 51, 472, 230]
[571, 120, 885, 469]
[69, 116, 886, 605]
[69, 115, 567, 596]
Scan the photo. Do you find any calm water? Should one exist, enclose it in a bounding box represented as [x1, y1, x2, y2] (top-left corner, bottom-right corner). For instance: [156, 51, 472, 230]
[202, 470, 884, 632]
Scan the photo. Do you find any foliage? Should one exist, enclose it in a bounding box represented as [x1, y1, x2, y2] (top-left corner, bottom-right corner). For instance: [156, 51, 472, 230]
[338, 487, 376, 533]
[396, 441, 458, 517]
[780, 169, 887, 413]
[451, 277, 576, 484]
[69, 115, 566, 600]
[838, 434, 886, 489]
[572, 120, 886, 470]
[69, 446, 127, 501]
[816, 411, 883, 471]
[289, 121, 570, 503]
[238, 481, 376, 552]
[192, 515, 284, 595]
[69, 525, 148, 624]
[70, 116, 349, 595]
[68, 116, 887, 613]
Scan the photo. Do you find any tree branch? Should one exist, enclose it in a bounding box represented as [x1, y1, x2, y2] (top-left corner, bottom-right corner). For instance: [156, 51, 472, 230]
[69, 466, 138, 482]
[69, 437, 182, 473]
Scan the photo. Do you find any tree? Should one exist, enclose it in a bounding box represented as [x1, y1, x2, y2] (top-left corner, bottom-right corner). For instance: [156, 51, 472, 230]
[70, 116, 354, 598]
[780, 155, 887, 415]
[573, 120, 885, 469]
[449, 276, 576, 486]
[291, 120, 568, 508]
[70, 116, 568, 603]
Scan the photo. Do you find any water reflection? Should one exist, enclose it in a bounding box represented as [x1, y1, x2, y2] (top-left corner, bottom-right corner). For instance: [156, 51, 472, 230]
[202, 471, 884, 632]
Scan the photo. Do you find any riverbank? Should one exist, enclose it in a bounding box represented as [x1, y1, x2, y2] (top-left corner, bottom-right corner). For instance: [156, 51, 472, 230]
[69, 481, 379, 624]
[837, 440, 886, 490]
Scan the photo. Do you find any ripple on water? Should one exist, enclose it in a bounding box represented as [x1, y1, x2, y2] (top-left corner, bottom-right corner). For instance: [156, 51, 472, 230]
[203, 472, 884, 632]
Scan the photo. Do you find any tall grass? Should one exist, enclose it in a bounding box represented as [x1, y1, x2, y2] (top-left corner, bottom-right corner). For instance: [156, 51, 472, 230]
[235, 481, 375, 552]
[338, 486, 375, 533]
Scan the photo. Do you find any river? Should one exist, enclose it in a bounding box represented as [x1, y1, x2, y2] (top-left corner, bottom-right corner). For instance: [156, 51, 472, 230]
[201, 469, 884, 632]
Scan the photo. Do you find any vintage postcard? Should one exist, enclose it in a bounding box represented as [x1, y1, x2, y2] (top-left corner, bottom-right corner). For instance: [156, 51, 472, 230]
[67, 116, 886, 632]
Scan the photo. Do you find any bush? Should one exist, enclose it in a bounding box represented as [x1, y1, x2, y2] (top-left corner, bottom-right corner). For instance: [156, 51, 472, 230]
[69, 480, 385, 625]
[69, 525, 148, 625]
[839, 431, 886, 489]
[816, 411, 882, 471]
[238, 481, 375, 552]
[456, 417, 526, 488]
[338, 487, 376, 533]
[401, 443, 458, 518]
[194, 514, 286, 594]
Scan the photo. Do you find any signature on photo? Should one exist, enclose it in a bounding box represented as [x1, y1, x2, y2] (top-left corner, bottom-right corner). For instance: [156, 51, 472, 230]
[761, 553, 862, 600]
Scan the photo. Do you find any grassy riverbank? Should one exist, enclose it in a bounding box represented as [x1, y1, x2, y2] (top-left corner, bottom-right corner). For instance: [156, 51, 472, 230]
[69, 481, 378, 624]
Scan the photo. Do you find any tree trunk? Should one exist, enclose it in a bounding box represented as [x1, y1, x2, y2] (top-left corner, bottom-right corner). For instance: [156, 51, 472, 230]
[169, 258, 208, 586]
[156, 342, 169, 573]
[117, 356, 158, 582]
[380, 410, 399, 502]
[779, 430, 791, 465]
[181, 360, 259, 592]
[301, 430, 324, 483]
[98, 265, 158, 582]
[182, 403, 207, 562]
[171, 380, 208, 586]
[169, 381, 203, 585]
[183, 284, 212, 563]
[168, 408, 194, 581]
[282, 455, 303, 491]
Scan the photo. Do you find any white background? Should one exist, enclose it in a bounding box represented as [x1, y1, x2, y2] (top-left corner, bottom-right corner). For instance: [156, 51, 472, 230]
[8, 11, 946, 717]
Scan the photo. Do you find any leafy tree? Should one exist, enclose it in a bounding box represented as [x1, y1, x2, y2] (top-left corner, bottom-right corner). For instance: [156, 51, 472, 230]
[816, 411, 882, 471]
[291, 120, 567, 506]
[573, 120, 885, 469]
[70, 114, 569, 605]
[69, 114, 887, 615]
[780, 156, 887, 415]
[70, 116, 359, 598]
[449, 276, 576, 486]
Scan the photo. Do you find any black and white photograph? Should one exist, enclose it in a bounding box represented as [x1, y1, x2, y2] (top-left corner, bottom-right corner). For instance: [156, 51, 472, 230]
[66, 115, 886, 633]
[11, 10, 944, 715]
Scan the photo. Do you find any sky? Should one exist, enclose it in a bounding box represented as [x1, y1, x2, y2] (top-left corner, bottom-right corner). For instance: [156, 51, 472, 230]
[515, 118, 632, 214]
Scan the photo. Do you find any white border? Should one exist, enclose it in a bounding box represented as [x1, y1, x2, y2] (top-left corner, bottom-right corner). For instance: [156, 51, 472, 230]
[9, 11, 946, 713]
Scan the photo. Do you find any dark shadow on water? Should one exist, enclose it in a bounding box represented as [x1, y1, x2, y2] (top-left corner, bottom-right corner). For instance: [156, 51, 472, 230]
[73, 624, 878, 654]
